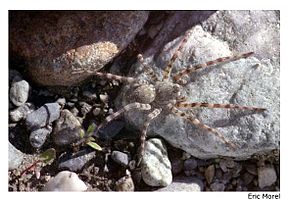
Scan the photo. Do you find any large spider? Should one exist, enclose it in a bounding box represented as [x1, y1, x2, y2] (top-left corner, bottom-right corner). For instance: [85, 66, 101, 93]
[72, 29, 266, 164]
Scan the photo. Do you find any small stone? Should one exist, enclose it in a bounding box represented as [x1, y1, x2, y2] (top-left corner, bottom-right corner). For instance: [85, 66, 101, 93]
[156, 176, 203, 192]
[141, 138, 172, 187]
[184, 158, 197, 171]
[243, 172, 255, 185]
[111, 151, 129, 167]
[219, 159, 229, 173]
[58, 149, 96, 172]
[10, 79, 30, 106]
[258, 165, 277, 189]
[26, 103, 60, 131]
[210, 182, 225, 191]
[99, 94, 108, 103]
[29, 127, 52, 148]
[82, 91, 97, 100]
[79, 102, 92, 116]
[52, 109, 83, 146]
[92, 107, 101, 116]
[98, 120, 125, 140]
[56, 98, 66, 106]
[43, 171, 87, 191]
[70, 107, 79, 117]
[9, 142, 24, 170]
[171, 158, 184, 175]
[246, 163, 258, 175]
[115, 175, 135, 191]
[205, 165, 215, 184]
[10, 103, 35, 122]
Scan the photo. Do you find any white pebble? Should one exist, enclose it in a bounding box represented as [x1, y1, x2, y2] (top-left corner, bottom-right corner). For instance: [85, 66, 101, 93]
[43, 171, 87, 191]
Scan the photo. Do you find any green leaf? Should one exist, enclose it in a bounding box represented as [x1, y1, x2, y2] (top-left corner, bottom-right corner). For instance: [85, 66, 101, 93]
[39, 148, 56, 164]
[87, 136, 95, 142]
[86, 141, 102, 151]
[87, 123, 96, 134]
[79, 129, 85, 138]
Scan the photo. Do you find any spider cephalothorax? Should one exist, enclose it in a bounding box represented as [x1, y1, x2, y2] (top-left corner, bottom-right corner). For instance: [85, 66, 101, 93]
[72, 29, 266, 164]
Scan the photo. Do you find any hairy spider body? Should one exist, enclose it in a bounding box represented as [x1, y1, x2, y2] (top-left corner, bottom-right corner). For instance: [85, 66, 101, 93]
[72, 29, 266, 164]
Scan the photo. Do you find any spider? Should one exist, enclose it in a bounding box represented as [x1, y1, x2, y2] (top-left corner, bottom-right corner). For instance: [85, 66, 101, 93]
[72, 29, 266, 164]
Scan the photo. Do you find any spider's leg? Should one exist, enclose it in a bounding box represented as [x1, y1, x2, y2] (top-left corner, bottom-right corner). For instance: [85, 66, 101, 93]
[137, 54, 160, 82]
[170, 105, 237, 149]
[172, 52, 254, 83]
[162, 30, 192, 81]
[95, 102, 151, 135]
[137, 108, 162, 166]
[72, 69, 138, 84]
[176, 102, 266, 112]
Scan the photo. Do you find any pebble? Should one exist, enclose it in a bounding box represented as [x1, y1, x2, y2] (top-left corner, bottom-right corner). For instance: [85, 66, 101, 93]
[56, 98, 66, 107]
[246, 163, 258, 175]
[156, 176, 203, 192]
[82, 91, 97, 100]
[243, 172, 255, 185]
[210, 182, 225, 191]
[115, 174, 135, 191]
[141, 138, 172, 187]
[171, 158, 184, 175]
[29, 126, 52, 148]
[258, 165, 277, 189]
[205, 165, 215, 184]
[79, 102, 92, 116]
[111, 151, 129, 167]
[10, 79, 30, 106]
[58, 149, 96, 172]
[184, 158, 197, 171]
[99, 94, 108, 103]
[43, 171, 87, 191]
[9, 142, 24, 170]
[52, 109, 84, 146]
[92, 107, 101, 116]
[26, 103, 60, 131]
[10, 102, 35, 122]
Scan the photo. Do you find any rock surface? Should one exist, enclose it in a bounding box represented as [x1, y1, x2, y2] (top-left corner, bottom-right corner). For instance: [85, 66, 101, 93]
[156, 176, 203, 192]
[9, 142, 24, 170]
[29, 127, 52, 148]
[111, 151, 129, 167]
[117, 10, 280, 159]
[141, 138, 172, 187]
[52, 109, 84, 146]
[26, 103, 60, 131]
[43, 171, 87, 191]
[10, 103, 35, 122]
[258, 165, 277, 189]
[9, 80, 30, 106]
[10, 11, 149, 86]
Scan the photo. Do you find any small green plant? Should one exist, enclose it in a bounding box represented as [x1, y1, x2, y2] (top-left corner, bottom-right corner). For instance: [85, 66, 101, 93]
[79, 123, 102, 151]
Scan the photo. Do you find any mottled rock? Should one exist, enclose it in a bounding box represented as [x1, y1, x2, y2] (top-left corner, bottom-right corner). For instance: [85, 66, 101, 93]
[115, 175, 135, 191]
[43, 171, 87, 191]
[29, 127, 52, 148]
[141, 138, 172, 187]
[10, 103, 35, 122]
[184, 158, 198, 171]
[111, 151, 129, 167]
[156, 176, 203, 192]
[26, 103, 60, 131]
[117, 10, 279, 159]
[10, 11, 149, 86]
[9, 142, 24, 170]
[210, 182, 225, 191]
[10, 80, 30, 106]
[205, 165, 215, 184]
[52, 109, 83, 146]
[171, 158, 184, 175]
[58, 149, 96, 172]
[258, 165, 277, 189]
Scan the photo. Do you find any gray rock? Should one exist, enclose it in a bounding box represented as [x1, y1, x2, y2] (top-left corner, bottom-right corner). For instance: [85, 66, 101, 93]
[29, 127, 52, 148]
[10, 80, 30, 106]
[9, 142, 24, 170]
[10, 102, 35, 122]
[210, 182, 225, 191]
[58, 149, 96, 172]
[115, 174, 135, 191]
[26, 103, 60, 131]
[98, 120, 125, 140]
[141, 138, 172, 187]
[111, 151, 129, 167]
[117, 10, 279, 159]
[156, 176, 203, 192]
[258, 165, 277, 189]
[184, 158, 198, 171]
[79, 102, 92, 116]
[171, 158, 184, 175]
[52, 109, 84, 146]
[43, 171, 87, 191]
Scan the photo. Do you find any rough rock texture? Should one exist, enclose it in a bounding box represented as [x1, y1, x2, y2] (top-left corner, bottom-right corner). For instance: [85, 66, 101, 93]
[9, 79, 30, 106]
[52, 109, 84, 146]
[258, 165, 277, 189]
[156, 176, 203, 192]
[117, 10, 279, 159]
[10, 103, 35, 122]
[141, 138, 172, 187]
[10, 11, 149, 86]
[9, 142, 24, 170]
[29, 127, 52, 148]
